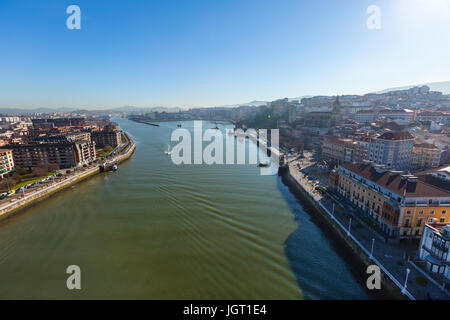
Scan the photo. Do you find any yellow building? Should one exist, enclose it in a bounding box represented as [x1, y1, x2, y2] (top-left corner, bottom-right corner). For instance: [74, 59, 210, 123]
[331, 162, 450, 240]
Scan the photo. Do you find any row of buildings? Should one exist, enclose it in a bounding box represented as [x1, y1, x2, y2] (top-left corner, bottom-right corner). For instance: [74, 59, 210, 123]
[330, 162, 450, 240]
[322, 131, 442, 172]
[0, 117, 122, 178]
[330, 162, 450, 280]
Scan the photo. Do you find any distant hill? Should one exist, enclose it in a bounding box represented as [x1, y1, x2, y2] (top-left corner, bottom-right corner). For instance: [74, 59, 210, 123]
[112, 106, 181, 113]
[0, 106, 181, 115]
[374, 81, 450, 94]
[1, 83, 448, 115]
[213, 100, 269, 109]
[0, 107, 73, 115]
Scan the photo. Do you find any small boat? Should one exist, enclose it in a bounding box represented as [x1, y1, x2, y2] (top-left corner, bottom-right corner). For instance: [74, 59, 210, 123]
[177, 124, 182, 128]
[164, 144, 172, 155]
[213, 122, 219, 130]
[258, 162, 270, 168]
[112, 165, 118, 171]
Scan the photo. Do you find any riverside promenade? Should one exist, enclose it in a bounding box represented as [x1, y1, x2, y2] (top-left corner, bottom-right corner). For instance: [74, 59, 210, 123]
[0, 132, 136, 222]
[284, 155, 450, 300]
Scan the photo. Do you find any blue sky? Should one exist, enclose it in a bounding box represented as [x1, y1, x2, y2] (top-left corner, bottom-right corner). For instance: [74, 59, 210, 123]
[0, 0, 449, 109]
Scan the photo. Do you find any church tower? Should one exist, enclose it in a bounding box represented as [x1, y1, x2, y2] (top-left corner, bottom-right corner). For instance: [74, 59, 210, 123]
[331, 96, 342, 126]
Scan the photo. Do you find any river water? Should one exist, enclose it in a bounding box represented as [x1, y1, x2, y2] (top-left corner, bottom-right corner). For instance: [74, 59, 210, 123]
[0, 118, 371, 299]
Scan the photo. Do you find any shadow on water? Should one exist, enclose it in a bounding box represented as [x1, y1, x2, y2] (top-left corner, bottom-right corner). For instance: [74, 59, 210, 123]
[277, 176, 390, 300]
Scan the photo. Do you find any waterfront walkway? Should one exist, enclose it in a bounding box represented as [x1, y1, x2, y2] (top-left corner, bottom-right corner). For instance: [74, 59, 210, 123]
[287, 154, 449, 300]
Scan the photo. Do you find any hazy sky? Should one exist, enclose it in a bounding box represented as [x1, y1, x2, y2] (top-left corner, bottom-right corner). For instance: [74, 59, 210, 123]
[1, 0, 449, 109]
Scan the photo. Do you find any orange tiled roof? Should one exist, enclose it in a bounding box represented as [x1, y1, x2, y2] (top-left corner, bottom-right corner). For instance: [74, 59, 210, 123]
[340, 162, 449, 197]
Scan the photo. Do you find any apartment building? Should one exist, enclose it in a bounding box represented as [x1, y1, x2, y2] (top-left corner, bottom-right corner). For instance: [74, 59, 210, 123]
[353, 137, 371, 163]
[32, 118, 86, 129]
[322, 136, 354, 164]
[331, 162, 450, 240]
[367, 131, 414, 171]
[91, 130, 121, 148]
[411, 143, 442, 170]
[354, 109, 415, 124]
[417, 111, 446, 123]
[419, 223, 450, 280]
[0, 149, 14, 179]
[9, 141, 96, 170]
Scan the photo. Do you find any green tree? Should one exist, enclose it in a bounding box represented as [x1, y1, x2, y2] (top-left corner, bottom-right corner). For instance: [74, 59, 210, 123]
[103, 145, 113, 153]
[15, 166, 28, 176]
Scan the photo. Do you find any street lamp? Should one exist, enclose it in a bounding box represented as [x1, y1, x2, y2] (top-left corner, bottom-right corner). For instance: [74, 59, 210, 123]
[370, 238, 375, 260]
[401, 268, 410, 295]
[332, 203, 335, 217]
[347, 217, 352, 236]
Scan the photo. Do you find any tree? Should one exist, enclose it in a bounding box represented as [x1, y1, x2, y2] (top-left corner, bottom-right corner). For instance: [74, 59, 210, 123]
[47, 163, 60, 172]
[15, 166, 28, 176]
[32, 165, 47, 177]
[103, 145, 113, 153]
[11, 172, 22, 183]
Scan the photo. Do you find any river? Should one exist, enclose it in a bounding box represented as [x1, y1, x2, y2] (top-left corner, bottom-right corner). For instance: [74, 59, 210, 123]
[0, 118, 371, 299]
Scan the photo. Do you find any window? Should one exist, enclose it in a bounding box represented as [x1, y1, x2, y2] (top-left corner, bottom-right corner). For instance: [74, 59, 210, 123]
[443, 210, 447, 215]
[440, 218, 446, 223]
[430, 210, 434, 215]
[406, 210, 411, 214]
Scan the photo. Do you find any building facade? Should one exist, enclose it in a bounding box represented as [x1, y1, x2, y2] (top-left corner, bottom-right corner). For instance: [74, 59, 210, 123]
[0, 149, 14, 179]
[353, 137, 371, 163]
[9, 141, 95, 170]
[411, 143, 442, 171]
[331, 162, 450, 240]
[419, 223, 450, 280]
[91, 130, 121, 148]
[367, 131, 414, 171]
[322, 136, 354, 164]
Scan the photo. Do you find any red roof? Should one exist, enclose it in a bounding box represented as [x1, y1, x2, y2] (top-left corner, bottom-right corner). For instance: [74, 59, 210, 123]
[340, 163, 450, 197]
[377, 131, 413, 140]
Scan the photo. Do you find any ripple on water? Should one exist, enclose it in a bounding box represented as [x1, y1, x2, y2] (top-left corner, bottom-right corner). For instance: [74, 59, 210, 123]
[0, 119, 370, 299]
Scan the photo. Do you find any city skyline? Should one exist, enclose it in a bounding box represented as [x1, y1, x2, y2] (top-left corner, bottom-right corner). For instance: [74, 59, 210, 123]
[1, 0, 450, 109]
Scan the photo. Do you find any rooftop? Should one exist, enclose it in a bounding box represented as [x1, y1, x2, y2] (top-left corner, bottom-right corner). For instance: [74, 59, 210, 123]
[340, 162, 450, 198]
[377, 131, 414, 140]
